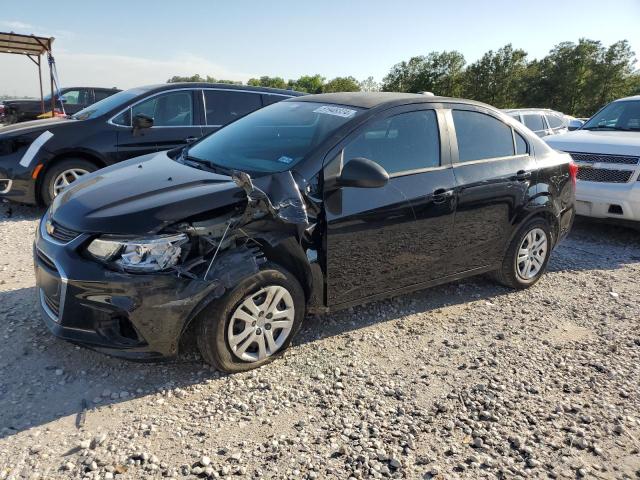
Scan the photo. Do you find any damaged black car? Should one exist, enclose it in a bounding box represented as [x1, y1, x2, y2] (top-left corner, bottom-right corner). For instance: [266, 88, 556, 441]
[34, 92, 576, 372]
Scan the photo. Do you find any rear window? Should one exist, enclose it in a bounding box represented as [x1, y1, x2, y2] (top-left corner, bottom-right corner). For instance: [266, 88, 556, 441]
[452, 110, 515, 162]
[522, 114, 545, 132]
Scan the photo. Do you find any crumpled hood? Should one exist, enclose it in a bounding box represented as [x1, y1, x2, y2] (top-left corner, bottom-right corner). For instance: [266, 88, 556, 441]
[545, 130, 640, 156]
[0, 116, 72, 136]
[50, 151, 246, 235]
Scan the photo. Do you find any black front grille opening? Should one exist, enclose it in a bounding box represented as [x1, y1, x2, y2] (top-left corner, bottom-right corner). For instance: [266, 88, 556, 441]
[577, 169, 633, 183]
[95, 314, 145, 347]
[48, 222, 80, 243]
[0, 179, 10, 191]
[42, 291, 60, 317]
[608, 205, 624, 215]
[36, 250, 58, 272]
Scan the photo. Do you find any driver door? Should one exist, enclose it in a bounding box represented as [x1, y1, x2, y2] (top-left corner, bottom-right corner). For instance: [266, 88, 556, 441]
[324, 106, 457, 307]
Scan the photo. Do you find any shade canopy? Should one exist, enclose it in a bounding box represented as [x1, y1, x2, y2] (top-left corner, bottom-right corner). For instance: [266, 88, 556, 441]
[0, 31, 53, 56]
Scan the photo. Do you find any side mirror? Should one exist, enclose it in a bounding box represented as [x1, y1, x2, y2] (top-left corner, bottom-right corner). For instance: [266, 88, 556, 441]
[337, 157, 389, 189]
[567, 119, 584, 131]
[133, 113, 154, 130]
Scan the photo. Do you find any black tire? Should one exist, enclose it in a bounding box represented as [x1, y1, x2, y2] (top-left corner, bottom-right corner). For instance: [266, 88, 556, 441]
[40, 159, 98, 206]
[196, 262, 305, 373]
[492, 217, 552, 289]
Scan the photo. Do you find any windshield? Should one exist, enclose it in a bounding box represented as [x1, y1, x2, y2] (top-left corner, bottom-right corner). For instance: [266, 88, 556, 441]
[187, 101, 363, 173]
[582, 100, 640, 131]
[71, 88, 147, 121]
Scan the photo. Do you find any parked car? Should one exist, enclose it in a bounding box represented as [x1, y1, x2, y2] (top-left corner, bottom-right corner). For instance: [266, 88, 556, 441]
[0, 87, 120, 124]
[503, 108, 571, 137]
[0, 83, 303, 205]
[545, 95, 640, 222]
[34, 92, 576, 372]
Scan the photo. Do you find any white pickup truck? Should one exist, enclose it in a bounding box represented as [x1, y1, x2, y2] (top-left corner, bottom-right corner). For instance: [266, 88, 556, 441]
[545, 95, 640, 222]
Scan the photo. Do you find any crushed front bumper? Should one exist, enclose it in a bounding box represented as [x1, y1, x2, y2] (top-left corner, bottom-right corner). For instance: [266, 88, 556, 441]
[34, 216, 215, 360]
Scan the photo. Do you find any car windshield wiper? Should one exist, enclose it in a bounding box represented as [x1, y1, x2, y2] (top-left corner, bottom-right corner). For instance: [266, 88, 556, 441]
[582, 125, 632, 131]
[180, 150, 232, 176]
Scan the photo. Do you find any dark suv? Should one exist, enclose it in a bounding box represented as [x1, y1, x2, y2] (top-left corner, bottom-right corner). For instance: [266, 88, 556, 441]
[35, 92, 576, 372]
[0, 83, 303, 204]
[0, 87, 120, 124]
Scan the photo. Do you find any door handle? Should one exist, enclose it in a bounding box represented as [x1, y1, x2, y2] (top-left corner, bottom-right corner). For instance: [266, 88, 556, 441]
[515, 170, 532, 181]
[433, 188, 454, 204]
[185, 136, 198, 143]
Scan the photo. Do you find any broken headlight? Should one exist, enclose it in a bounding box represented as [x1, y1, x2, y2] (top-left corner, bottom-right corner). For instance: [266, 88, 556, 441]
[86, 234, 188, 272]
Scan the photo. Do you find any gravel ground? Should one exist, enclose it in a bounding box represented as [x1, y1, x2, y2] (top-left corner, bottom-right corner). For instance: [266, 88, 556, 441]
[0, 202, 639, 480]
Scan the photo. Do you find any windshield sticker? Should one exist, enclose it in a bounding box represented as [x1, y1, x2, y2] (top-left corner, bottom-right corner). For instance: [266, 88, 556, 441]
[277, 155, 294, 164]
[313, 105, 357, 118]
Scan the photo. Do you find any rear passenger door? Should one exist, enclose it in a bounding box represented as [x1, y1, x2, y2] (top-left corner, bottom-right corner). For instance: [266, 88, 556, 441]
[325, 106, 457, 306]
[446, 107, 536, 274]
[201, 89, 264, 136]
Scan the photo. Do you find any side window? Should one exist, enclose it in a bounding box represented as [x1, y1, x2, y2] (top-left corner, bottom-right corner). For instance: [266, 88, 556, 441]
[508, 113, 522, 123]
[515, 131, 528, 155]
[343, 110, 440, 174]
[522, 113, 545, 132]
[545, 114, 564, 129]
[262, 94, 287, 106]
[204, 90, 262, 125]
[452, 110, 515, 162]
[94, 90, 113, 102]
[131, 91, 194, 127]
[60, 90, 81, 105]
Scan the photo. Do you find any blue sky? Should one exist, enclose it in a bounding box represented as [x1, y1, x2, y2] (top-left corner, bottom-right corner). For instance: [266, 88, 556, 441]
[1, 0, 638, 96]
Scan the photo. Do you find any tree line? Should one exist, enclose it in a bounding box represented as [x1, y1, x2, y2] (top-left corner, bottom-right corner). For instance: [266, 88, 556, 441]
[168, 38, 640, 117]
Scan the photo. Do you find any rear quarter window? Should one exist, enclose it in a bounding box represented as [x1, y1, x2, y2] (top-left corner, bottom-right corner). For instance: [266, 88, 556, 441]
[452, 110, 515, 162]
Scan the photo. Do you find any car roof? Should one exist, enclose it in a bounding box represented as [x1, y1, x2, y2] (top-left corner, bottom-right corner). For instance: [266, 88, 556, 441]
[502, 108, 562, 114]
[614, 95, 640, 102]
[136, 83, 305, 97]
[289, 91, 494, 110]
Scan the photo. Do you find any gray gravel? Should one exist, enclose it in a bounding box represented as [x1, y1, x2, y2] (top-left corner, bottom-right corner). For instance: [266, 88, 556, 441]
[1, 202, 639, 479]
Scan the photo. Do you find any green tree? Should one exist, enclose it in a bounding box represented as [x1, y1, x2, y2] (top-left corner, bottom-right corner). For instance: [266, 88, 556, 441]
[593, 40, 637, 108]
[323, 76, 360, 93]
[167, 74, 241, 85]
[359, 76, 380, 92]
[288, 74, 325, 93]
[462, 44, 528, 107]
[247, 76, 287, 89]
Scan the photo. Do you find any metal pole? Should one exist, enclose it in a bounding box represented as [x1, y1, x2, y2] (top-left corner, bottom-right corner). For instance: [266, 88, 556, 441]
[49, 40, 55, 117]
[38, 56, 44, 114]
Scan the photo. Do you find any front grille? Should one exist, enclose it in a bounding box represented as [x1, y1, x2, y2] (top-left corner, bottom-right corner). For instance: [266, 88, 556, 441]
[577, 168, 633, 183]
[48, 221, 80, 243]
[41, 289, 60, 318]
[36, 249, 58, 272]
[568, 152, 639, 165]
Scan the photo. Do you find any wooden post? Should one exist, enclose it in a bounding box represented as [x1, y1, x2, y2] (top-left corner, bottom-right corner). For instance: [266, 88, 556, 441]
[38, 56, 44, 114]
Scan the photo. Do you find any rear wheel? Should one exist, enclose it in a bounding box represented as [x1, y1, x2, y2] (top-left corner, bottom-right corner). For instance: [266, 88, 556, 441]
[493, 217, 552, 289]
[196, 263, 305, 373]
[40, 159, 97, 205]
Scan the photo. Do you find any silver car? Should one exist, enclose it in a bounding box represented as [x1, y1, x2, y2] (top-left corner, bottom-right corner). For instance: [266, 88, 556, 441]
[502, 108, 576, 137]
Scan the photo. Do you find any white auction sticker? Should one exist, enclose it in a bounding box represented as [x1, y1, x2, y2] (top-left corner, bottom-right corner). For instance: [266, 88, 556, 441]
[313, 105, 357, 118]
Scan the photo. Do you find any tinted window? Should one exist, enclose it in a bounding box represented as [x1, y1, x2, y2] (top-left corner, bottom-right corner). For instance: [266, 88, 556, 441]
[204, 90, 262, 125]
[452, 110, 514, 162]
[188, 101, 362, 173]
[343, 110, 440, 174]
[546, 114, 564, 129]
[73, 88, 144, 121]
[60, 89, 81, 105]
[522, 113, 545, 132]
[262, 94, 287, 106]
[129, 91, 194, 127]
[515, 131, 528, 155]
[94, 90, 114, 102]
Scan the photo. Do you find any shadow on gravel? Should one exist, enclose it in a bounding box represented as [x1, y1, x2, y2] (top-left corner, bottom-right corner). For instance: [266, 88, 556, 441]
[0, 202, 44, 223]
[1, 206, 638, 440]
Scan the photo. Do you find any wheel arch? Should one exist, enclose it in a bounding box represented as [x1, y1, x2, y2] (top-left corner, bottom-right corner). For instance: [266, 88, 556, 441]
[35, 151, 107, 204]
[509, 207, 560, 248]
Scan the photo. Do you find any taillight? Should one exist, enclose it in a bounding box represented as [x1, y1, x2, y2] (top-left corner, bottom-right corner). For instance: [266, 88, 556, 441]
[569, 161, 578, 187]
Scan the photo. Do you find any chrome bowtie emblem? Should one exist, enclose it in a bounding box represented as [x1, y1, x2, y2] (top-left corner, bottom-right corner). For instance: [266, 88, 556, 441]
[45, 220, 55, 236]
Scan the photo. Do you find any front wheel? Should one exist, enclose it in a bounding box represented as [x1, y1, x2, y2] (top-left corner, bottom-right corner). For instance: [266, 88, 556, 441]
[196, 263, 305, 373]
[40, 159, 97, 205]
[493, 218, 552, 289]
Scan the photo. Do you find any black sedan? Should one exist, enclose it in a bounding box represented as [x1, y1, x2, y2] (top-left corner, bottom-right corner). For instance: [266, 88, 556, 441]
[0, 83, 303, 205]
[35, 92, 576, 372]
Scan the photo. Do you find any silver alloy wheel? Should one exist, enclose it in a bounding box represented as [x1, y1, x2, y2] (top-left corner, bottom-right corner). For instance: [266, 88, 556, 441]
[515, 227, 548, 280]
[52, 168, 90, 197]
[227, 285, 295, 362]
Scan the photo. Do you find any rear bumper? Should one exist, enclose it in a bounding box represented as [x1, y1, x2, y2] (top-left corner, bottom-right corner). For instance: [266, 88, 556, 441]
[575, 180, 640, 221]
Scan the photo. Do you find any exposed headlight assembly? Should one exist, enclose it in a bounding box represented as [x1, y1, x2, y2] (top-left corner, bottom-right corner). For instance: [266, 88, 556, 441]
[87, 234, 188, 272]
